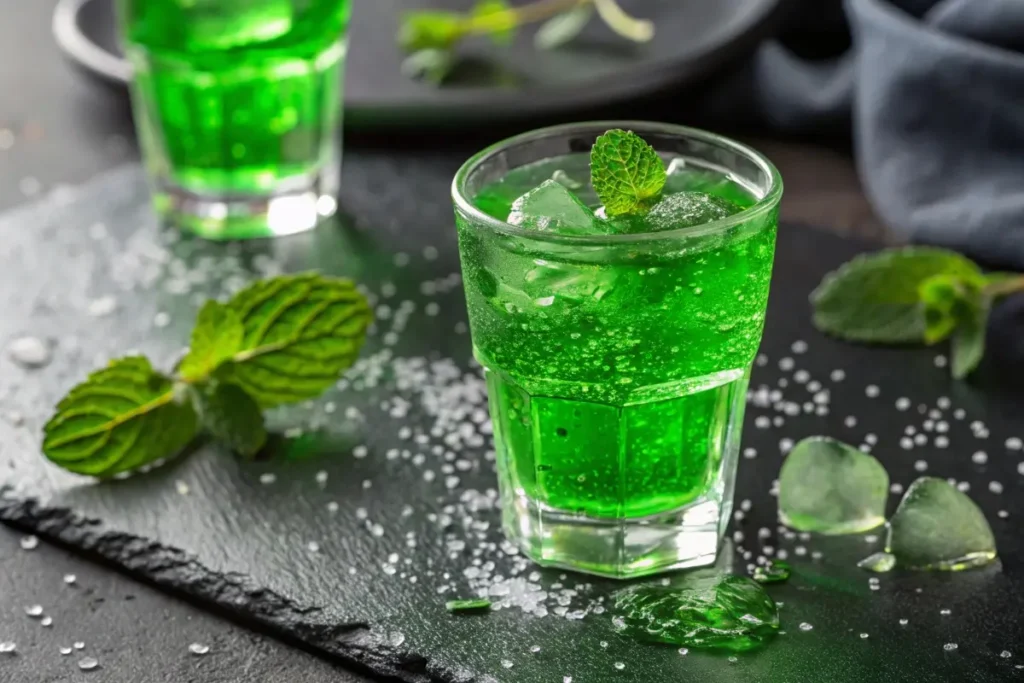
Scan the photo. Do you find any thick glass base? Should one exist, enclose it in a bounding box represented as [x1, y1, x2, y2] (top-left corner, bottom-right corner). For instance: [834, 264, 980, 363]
[151, 163, 339, 240]
[490, 368, 749, 579]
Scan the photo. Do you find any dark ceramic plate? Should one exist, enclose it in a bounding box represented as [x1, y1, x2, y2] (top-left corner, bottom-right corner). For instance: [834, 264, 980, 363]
[53, 0, 783, 131]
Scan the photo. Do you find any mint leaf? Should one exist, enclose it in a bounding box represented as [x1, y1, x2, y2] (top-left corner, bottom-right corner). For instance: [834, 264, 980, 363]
[472, 0, 516, 45]
[223, 273, 372, 407]
[950, 294, 990, 379]
[886, 477, 997, 571]
[446, 598, 492, 613]
[535, 6, 593, 49]
[42, 357, 199, 477]
[590, 129, 666, 217]
[811, 248, 984, 344]
[778, 437, 888, 535]
[178, 301, 244, 381]
[196, 383, 266, 458]
[401, 49, 456, 84]
[398, 11, 466, 52]
[920, 273, 968, 344]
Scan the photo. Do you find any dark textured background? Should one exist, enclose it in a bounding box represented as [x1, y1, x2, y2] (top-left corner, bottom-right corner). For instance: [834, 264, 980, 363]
[2, 1, 1022, 682]
[0, 162, 1022, 683]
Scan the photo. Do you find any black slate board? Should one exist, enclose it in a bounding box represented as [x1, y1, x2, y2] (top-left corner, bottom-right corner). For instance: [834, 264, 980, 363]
[1, 155, 1023, 683]
[54, 0, 784, 130]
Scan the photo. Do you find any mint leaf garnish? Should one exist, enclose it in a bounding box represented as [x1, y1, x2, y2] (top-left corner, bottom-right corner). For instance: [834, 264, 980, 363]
[446, 598, 492, 613]
[223, 273, 373, 407]
[778, 437, 888, 535]
[472, 0, 517, 44]
[812, 247, 984, 344]
[590, 129, 666, 217]
[397, 11, 467, 52]
[950, 295, 989, 380]
[196, 383, 267, 458]
[886, 477, 997, 571]
[42, 357, 199, 478]
[178, 301, 244, 381]
[42, 274, 371, 477]
[535, 6, 594, 49]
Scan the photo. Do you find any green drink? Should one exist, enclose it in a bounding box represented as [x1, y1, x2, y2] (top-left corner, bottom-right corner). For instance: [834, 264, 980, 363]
[453, 123, 782, 578]
[117, 0, 350, 239]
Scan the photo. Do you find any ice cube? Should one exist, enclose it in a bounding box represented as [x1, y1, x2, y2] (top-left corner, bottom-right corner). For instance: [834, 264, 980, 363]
[778, 437, 888, 534]
[610, 191, 740, 234]
[507, 180, 605, 236]
[886, 477, 997, 570]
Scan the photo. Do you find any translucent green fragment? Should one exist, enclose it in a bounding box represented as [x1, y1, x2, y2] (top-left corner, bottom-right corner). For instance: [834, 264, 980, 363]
[612, 574, 780, 652]
[857, 552, 896, 573]
[753, 560, 791, 584]
[778, 437, 888, 534]
[886, 477, 997, 571]
[445, 598, 492, 613]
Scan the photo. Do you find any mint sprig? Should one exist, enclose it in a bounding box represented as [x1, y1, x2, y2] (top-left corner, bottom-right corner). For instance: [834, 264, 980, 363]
[811, 247, 1024, 379]
[398, 0, 654, 84]
[42, 273, 372, 477]
[590, 129, 667, 217]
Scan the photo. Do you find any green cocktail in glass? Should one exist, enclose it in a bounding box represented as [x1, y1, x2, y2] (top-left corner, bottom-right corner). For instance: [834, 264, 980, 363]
[117, 0, 350, 239]
[453, 122, 782, 578]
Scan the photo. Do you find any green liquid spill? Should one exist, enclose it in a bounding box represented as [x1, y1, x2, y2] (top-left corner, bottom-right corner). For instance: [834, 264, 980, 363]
[612, 574, 780, 652]
[753, 560, 791, 584]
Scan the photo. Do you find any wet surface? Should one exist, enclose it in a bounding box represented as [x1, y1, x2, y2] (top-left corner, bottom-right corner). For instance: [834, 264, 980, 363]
[0, 156, 1022, 682]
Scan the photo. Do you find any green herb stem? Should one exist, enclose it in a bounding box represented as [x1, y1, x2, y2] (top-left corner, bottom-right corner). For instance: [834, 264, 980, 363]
[463, 0, 586, 35]
[983, 275, 1024, 299]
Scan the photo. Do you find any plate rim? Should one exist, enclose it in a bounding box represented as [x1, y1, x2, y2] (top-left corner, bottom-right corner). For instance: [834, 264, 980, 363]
[53, 0, 786, 129]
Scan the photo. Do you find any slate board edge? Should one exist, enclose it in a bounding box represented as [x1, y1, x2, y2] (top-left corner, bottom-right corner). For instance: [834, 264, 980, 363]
[0, 493, 462, 683]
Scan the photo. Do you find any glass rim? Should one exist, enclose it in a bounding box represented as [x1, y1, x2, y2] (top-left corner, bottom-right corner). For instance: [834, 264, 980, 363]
[451, 120, 783, 245]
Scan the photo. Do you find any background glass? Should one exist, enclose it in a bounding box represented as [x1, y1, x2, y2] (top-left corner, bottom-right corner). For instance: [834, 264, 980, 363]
[453, 122, 783, 578]
[116, 0, 350, 239]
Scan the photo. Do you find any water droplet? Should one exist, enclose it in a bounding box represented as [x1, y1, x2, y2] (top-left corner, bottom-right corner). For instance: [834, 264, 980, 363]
[259, 473, 276, 485]
[60, 646, 73, 655]
[188, 643, 210, 655]
[7, 336, 51, 368]
[20, 535, 38, 550]
[799, 622, 813, 631]
[944, 643, 958, 651]
[315, 470, 329, 485]
[530, 645, 541, 653]
[599, 641, 609, 649]
[175, 480, 190, 495]
[25, 605, 43, 617]
[501, 659, 514, 669]
[41, 616, 53, 627]
[74, 642, 85, 650]
[0, 642, 16, 654]
[564, 677, 573, 683]
[307, 541, 320, 553]
[899, 618, 909, 625]
[389, 632, 405, 647]
[859, 633, 869, 639]
[87, 296, 118, 317]
[940, 608, 951, 615]
[1001, 650, 1012, 658]
[326, 501, 340, 513]
[614, 662, 626, 670]
[78, 656, 100, 671]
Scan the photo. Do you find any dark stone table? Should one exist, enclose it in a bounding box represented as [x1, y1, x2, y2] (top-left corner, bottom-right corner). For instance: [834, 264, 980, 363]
[3, 2, 1022, 683]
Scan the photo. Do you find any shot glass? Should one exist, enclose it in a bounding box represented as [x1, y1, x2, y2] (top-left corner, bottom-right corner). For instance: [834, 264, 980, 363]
[452, 122, 782, 578]
[116, 0, 350, 239]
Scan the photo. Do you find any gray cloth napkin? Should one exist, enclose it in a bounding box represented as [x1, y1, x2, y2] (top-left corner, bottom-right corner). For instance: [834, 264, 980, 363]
[716, 0, 1024, 268]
